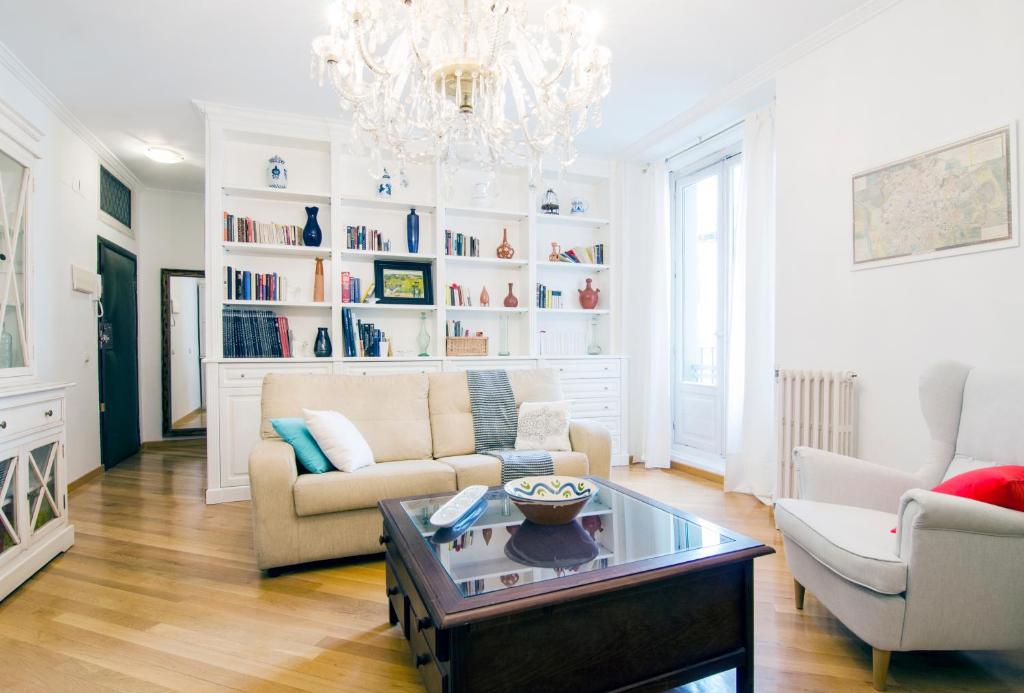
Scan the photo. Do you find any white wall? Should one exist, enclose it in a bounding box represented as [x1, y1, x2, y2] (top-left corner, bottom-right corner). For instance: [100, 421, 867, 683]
[0, 59, 139, 482]
[137, 189, 204, 441]
[775, 0, 1024, 471]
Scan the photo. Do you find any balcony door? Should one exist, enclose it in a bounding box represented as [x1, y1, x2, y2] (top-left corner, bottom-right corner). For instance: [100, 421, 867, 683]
[671, 151, 742, 461]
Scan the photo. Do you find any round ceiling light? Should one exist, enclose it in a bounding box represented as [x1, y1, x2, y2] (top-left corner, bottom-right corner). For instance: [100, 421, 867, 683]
[145, 146, 185, 164]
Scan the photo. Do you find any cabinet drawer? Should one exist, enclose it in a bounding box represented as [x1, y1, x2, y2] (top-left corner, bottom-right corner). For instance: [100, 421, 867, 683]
[444, 359, 537, 372]
[219, 363, 331, 386]
[582, 416, 621, 436]
[549, 359, 620, 379]
[0, 398, 63, 440]
[561, 378, 620, 399]
[347, 361, 442, 376]
[570, 397, 619, 418]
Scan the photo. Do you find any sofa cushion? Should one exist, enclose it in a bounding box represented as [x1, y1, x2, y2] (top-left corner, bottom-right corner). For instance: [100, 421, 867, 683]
[261, 373, 432, 463]
[293, 460, 456, 516]
[428, 369, 565, 458]
[439, 451, 588, 488]
[270, 417, 332, 473]
[775, 498, 907, 595]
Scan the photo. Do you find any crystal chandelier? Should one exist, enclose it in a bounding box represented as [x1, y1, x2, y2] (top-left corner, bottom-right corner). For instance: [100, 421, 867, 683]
[311, 0, 612, 184]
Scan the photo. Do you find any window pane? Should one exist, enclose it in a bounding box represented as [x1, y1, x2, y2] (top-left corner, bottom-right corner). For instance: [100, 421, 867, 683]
[680, 174, 719, 386]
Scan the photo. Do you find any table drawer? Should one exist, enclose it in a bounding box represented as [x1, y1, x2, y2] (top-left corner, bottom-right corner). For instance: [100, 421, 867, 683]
[0, 397, 63, 440]
[549, 358, 620, 379]
[385, 559, 408, 639]
[561, 378, 620, 399]
[347, 361, 442, 376]
[570, 397, 619, 418]
[409, 594, 449, 661]
[219, 363, 331, 386]
[410, 624, 448, 693]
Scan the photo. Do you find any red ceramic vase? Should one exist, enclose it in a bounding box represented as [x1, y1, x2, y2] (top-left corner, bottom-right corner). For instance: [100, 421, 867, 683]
[578, 278, 600, 309]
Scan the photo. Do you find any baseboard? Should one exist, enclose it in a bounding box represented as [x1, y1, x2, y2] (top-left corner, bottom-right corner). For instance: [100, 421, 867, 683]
[206, 485, 251, 504]
[670, 460, 725, 485]
[68, 466, 103, 493]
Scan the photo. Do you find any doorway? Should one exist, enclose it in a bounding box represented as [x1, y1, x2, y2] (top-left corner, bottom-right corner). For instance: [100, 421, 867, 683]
[97, 238, 141, 469]
[161, 269, 206, 437]
[670, 149, 743, 461]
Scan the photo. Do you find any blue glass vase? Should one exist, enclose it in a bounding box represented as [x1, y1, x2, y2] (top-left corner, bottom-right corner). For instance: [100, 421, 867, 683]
[303, 206, 322, 247]
[406, 207, 420, 253]
[314, 327, 332, 357]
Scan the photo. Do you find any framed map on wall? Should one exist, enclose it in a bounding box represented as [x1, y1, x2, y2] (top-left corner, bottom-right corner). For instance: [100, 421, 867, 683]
[852, 125, 1017, 269]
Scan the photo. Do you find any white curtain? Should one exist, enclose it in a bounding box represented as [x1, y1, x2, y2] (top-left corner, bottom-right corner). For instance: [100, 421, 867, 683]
[634, 163, 672, 469]
[724, 105, 777, 500]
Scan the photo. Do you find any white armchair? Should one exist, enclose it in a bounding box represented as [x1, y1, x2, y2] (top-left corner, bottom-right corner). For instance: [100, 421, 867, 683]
[774, 361, 1024, 690]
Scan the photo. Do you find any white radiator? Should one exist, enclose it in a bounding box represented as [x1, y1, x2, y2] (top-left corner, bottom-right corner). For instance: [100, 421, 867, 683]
[776, 369, 857, 499]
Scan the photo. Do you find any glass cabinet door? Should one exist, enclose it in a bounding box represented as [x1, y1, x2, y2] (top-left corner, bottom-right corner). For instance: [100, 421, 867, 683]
[27, 441, 60, 534]
[0, 454, 17, 557]
[0, 148, 29, 371]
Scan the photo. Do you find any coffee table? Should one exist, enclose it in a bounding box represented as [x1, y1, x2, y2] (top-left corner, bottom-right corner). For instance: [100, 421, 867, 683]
[378, 477, 773, 693]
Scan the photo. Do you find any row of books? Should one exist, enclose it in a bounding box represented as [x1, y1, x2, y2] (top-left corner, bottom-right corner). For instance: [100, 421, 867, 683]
[225, 267, 287, 302]
[445, 230, 480, 257]
[536, 284, 566, 309]
[346, 225, 392, 252]
[553, 244, 605, 265]
[341, 308, 389, 357]
[340, 272, 374, 304]
[223, 213, 305, 246]
[446, 320, 479, 337]
[223, 309, 292, 358]
[445, 283, 476, 307]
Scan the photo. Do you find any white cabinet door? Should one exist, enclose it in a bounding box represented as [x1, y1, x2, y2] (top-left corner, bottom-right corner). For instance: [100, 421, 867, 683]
[24, 437, 63, 540]
[0, 449, 21, 571]
[219, 388, 263, 488]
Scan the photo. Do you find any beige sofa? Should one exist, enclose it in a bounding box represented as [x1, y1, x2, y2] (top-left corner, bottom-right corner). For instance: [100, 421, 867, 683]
[248, 368, 612, 570]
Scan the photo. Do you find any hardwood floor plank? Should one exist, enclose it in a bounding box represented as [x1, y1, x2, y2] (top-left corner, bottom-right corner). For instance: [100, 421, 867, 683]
[1, 443, 1021, 691]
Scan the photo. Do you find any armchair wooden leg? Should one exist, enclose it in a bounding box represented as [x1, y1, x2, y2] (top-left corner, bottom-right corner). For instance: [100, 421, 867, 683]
[872, 648, 891, 691]
[793, 579, 806, 610]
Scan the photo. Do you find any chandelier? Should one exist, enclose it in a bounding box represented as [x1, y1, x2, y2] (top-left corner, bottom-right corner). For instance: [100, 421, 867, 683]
[311, 0, 611, 184]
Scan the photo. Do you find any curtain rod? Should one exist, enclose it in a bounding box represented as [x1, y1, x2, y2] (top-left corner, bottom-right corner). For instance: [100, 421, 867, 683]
[664, 118, 745, 164]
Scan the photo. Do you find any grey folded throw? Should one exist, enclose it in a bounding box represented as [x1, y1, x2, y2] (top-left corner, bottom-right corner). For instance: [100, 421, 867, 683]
[466, 369, 554, 483]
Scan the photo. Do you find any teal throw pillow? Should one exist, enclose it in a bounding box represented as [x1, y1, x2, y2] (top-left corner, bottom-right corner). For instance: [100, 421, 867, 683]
[271, 418, 334, 474]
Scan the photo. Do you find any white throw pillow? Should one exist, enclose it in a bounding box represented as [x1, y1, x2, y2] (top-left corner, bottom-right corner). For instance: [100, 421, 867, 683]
[514, 401, 572, 452]
[303, 408, 375, 473]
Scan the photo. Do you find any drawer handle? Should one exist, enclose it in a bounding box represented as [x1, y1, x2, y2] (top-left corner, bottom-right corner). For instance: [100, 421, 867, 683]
[379, 534, 390, 545]
[239, 373, 246, 378]
[0, 421, 6, 429]
[416, 616, 432, 632]
[415, 654, 432, 667]
[386, 586, 399, 596]
[45, 409, 54, 417]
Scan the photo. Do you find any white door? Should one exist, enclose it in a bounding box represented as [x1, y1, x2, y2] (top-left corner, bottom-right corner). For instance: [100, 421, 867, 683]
[671, 154, 742, 458]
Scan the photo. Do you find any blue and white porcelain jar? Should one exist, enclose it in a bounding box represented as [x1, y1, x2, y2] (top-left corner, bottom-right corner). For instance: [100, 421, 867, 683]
[267, 155, 288, 189]
[378, 168, 393, 197]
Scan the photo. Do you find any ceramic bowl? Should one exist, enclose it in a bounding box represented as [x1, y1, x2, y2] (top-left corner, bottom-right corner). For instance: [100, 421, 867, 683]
[503, 476, 597, 525]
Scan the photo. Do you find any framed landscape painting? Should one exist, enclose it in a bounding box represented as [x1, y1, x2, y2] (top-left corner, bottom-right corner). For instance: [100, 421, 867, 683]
[374, 260, 433, 305]
[852, 125, 1017, 269]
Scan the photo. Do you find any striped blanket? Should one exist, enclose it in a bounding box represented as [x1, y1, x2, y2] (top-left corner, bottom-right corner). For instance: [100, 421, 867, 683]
[466, 369, 554, 483]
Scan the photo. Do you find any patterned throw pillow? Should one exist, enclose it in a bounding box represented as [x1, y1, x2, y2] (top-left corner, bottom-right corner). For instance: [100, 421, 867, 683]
[514, 401, 572, 451]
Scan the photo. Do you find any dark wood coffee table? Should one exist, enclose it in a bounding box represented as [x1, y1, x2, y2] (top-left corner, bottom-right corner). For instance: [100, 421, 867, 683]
[379, 478, 773, 693]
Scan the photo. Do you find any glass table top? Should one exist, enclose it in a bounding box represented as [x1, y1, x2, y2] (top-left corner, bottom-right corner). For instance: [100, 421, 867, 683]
[400, 479, 735, 597]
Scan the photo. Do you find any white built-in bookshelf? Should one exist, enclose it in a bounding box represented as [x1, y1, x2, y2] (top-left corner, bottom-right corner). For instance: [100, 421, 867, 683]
[200, 104, 626, 503]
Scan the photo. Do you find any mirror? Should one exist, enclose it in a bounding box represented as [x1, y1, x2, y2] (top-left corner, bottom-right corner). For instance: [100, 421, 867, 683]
[162, 269, 206, 437]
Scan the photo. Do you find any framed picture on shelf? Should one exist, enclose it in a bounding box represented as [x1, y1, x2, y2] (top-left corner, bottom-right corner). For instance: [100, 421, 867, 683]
[374, 260, 434, 305]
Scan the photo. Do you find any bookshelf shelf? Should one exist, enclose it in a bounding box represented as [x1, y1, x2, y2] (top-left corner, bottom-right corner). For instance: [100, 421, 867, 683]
[537, 308, 610, 315]
[340, 303, 438, 312]
[223, 185, 331, 204]
[338, 195, 436, 213]
[444, 256, 529, 269]
[223, 300, 330, 309]
[445, 306, 529, 314]
[537, 261, 611, 273]
[536, 215, 611, 228]
[222, 242, 327, 258]
[340, 249, 436, 262]
[444, 205, 529, 222]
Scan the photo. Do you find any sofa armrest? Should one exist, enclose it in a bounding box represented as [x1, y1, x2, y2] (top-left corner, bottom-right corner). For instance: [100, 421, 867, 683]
[248, 439, 300, 569]
[793, 447, 921, 513]
[897, 489, 1024, 541]
[570, 419, 612, 479]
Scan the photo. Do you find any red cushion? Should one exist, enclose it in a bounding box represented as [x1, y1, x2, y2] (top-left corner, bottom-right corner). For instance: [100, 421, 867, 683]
[890, 465, 1024, 532]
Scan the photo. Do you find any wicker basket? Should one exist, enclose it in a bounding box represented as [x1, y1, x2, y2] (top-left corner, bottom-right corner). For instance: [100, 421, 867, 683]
[446, 336, 488, 357]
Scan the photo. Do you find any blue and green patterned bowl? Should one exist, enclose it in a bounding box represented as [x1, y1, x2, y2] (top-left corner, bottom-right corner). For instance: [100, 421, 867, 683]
[504, 476, 597, 525]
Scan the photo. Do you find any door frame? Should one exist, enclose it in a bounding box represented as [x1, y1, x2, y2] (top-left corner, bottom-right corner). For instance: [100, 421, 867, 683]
[161, 268, 205, 438]
[96, 237, 140, 469]
[669, 144, 742, 463]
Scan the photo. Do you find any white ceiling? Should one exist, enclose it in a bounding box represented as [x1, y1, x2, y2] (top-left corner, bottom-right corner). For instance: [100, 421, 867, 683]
[0, 0, 869, 192]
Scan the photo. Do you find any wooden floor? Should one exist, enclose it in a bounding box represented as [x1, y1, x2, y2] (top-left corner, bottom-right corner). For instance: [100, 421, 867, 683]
[2, 442, 1022, 692]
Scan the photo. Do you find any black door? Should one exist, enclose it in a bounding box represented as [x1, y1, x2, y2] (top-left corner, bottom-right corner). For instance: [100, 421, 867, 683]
[97, 238, 140, 468]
